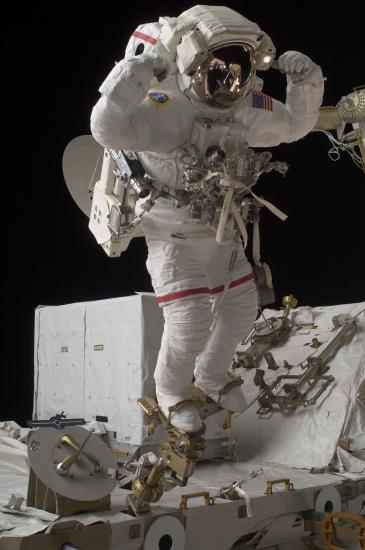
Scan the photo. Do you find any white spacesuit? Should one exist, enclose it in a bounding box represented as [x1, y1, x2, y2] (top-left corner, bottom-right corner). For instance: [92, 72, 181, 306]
[90, 5, 324, 432]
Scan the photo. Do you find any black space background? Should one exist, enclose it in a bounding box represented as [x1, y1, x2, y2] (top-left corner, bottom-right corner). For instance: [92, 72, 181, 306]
[3, 1, 364, 426]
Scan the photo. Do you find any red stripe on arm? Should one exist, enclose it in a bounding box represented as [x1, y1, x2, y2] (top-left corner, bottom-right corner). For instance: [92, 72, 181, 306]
[132, 31, 158, 45]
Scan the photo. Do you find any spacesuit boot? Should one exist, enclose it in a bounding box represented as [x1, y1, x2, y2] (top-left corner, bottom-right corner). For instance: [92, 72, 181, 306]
[194, 377, 247, 412]
[155, 389, 203, 433]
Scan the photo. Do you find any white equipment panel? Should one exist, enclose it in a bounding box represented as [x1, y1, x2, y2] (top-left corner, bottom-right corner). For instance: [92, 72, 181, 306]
[33, 294, 230, 447]
[34, 294, 163, 446]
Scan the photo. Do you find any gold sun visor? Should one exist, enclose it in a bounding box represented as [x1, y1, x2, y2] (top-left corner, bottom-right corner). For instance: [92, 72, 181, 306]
[190, 44, 256, 107]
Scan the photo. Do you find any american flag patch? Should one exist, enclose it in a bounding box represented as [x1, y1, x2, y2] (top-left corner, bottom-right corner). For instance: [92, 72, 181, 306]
[252, 91, 273, 111]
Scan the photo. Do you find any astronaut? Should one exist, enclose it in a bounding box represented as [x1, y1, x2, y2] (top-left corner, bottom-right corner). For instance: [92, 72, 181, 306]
[90, 5, 324, 433]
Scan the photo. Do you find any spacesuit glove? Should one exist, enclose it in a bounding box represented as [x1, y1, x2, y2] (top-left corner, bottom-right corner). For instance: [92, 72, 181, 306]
[142, 53, 170, 81]
[99, 54, 169, 107]
[278, 50, 316, 82]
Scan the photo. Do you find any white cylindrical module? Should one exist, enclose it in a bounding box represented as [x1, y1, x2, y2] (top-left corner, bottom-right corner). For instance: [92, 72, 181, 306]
[314, 486, 342, 514]
[143, 515, 186, 550]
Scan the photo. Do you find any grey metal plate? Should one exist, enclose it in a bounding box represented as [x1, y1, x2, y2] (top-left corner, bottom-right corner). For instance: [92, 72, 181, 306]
[62, 135, 103, 217]
[28, 426, 117, 501]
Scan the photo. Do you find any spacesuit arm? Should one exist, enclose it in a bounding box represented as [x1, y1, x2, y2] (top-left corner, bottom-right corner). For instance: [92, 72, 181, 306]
[241, 63, 324, 147]
[90, 55, 164, 151]
[281, 62, 324, 141]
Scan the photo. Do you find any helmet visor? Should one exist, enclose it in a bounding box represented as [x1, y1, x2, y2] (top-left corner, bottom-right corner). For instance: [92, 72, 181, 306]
[191, 44, 255, 107]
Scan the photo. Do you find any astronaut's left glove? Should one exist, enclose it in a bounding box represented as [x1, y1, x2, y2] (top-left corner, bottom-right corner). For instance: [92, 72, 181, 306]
[278, 50, 318, 82]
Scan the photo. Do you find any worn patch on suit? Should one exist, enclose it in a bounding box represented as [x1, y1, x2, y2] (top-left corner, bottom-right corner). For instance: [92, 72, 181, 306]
[148, 91, 170, 107]
[252, 91, 273, 111]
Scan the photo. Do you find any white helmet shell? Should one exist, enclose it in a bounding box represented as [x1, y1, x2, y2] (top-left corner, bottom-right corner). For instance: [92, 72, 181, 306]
[125, 22, 162, 59]
[174, 5, 275, 74]
[170, 5, 275, 107]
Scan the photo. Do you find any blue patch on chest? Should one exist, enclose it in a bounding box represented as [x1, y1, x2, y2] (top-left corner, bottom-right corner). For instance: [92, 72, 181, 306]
[148, 91, 170, 106]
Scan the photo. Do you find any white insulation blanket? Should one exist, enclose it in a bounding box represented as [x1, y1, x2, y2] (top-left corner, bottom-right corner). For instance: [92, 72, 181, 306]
[231, 302, 365, 471]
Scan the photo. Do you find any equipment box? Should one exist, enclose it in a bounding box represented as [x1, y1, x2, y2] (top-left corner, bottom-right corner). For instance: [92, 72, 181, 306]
[33, 294, 230, 448]
[33, 294, 163, 446]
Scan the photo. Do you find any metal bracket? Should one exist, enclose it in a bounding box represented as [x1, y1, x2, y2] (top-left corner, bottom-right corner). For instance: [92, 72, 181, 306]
[265, 478, 294, 495]
[179, 491, 215, 511]
[256, 316, 357, 414]
[233, 294, 297, 371]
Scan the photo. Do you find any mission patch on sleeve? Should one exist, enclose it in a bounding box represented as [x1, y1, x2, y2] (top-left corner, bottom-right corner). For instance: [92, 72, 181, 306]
[148, 91, 170, 107]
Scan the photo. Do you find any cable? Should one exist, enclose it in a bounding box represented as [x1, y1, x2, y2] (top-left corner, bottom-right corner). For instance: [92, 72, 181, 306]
[313, 129, 364, 171]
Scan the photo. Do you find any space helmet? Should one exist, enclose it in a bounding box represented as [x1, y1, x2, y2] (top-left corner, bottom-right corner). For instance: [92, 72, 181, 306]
[171, 5, 275, 107]
[124, 5, 275, 108]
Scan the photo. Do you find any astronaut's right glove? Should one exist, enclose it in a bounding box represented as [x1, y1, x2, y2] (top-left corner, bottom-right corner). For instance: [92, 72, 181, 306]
[278, 50, 318, 82]
[98, 54, 170, 108]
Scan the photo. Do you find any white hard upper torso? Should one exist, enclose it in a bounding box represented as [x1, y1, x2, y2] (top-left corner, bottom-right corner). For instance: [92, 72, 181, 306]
[132, 78, 296, 189]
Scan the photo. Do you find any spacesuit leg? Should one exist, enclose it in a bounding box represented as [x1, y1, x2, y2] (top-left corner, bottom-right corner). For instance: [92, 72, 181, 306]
[146, 238, 213, 432]
[155, 297, 212, 431]
[194, 245, 258, 410]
